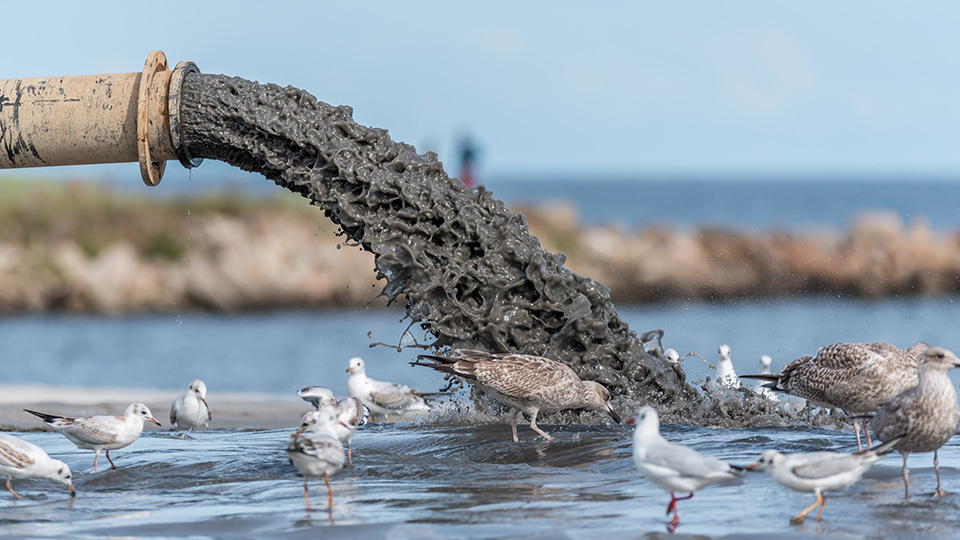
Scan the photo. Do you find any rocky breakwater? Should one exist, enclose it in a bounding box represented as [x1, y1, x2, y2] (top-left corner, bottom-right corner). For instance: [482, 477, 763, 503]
[0, 184, 381, 314]
[1, 183, 958, 314]
[523, 202, 960, 303]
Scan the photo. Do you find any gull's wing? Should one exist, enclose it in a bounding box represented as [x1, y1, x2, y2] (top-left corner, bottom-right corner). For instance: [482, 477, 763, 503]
[0, 435, 35, 469]
[368, 388, 425, 410]
[53, 416, 121, 445]
[791, 453, 869, 480]
[290, 432, 344, 465]
[170, 395, 184, 425]
[641, 439, 740, 480]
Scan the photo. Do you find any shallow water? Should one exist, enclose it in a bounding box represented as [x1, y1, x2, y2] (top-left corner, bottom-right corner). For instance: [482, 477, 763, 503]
[4, 298, 960, 537]
[3, 421, 959, 539]
[3, 296, 959, 400]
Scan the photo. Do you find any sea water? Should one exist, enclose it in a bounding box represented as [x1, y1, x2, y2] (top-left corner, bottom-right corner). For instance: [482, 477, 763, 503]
[3, 297, 960, 537]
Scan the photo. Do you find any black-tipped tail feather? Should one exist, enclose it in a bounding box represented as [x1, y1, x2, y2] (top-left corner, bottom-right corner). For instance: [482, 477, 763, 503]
[23, 408, 64, 423]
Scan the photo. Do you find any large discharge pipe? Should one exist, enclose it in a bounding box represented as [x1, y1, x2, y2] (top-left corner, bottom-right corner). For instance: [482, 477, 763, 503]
[0, 50, 201, 186]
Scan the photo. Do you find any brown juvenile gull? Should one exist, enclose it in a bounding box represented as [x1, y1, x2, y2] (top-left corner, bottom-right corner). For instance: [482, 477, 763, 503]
[868, 346, 960, 499]
[741, 341, 928, 450]
[412, 349, 621, 442]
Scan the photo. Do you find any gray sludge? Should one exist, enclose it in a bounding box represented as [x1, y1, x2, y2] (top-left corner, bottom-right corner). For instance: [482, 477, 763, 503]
[179, 73, 700, 417]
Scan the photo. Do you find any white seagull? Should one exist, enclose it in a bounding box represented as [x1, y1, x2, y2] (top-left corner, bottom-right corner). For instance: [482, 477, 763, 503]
[754, 355, 781, 402]
[25, 403, 161, 472]
[746, 437, 902, 524]
[170, 379, 212, 430]
[0, 433, 75, 499]
[346, 357, 429, 418]
[711, 344, 742, 391]
[297, 386, 369, 465]
[287, 406, 345, 510]
[759, 355, 774, 375]
[632, 406, 744, 528]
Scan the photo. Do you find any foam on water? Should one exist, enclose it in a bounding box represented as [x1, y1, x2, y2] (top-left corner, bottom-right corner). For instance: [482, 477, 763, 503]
[178, 73, 699, 416]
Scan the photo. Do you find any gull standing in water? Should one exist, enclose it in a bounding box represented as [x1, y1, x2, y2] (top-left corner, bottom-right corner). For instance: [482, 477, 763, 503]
[170, 379, 212, 430]
[346, 357, 429, 419]
[747, 437, 902, 524]
[24, 403, 161, 472]
[869, 346, 960, 499]
[0, 433, 75, 499]
[632, 406, 744, 528]
[287, 406, 345, 511]
[297, 385, 369, 465]
[710, 344, 742, 391]
[759, 355, 774, 375]
[413, 349, 621, 442]
[742, 341, 928, 450]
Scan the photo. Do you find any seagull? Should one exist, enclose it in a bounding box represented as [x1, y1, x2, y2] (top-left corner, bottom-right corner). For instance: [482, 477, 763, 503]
[346, 356, 429, 419]
[297, 386, 369, 466]
[0, 433, 75, 499]
[746, 437, 902, 524]
[170, 379, 212, 430]
[869, 346, 960, 499]
[741, 341, 928, 450]
[759, 355, 773, 375]
[632, 406, 744, 528]
[24, 403, 161, 472]
[287, 406, 345, 510]
[753, 355, 781, 402]
[298, 386, 336, 410]
[413, 349, 621, 442]
[711, 344, 742, 390]
[331, 397, 368, 466]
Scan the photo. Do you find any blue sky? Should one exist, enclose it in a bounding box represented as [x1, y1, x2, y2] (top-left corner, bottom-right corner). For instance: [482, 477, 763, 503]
[4, 2, 960, 182]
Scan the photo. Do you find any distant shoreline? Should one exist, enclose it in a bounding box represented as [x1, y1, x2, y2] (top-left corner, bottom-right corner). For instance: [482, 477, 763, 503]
[1, 179, 958, 315]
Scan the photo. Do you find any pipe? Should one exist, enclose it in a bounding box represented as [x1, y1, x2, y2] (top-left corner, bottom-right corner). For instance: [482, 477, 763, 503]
[0, 50, 201, 186]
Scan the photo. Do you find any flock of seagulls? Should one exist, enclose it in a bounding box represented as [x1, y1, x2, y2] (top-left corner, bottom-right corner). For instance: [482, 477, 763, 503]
[2, 340, 959, 531]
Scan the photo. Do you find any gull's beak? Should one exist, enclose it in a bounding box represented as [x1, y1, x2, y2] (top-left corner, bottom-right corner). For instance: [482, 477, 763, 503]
[607, 406, 621, 424]
[745, 464, 758, 471]
[201, 397, 210, 413]
[147, 416, 162, 427]
[68, 484, 76, 497]
[346, 366, 354, 373]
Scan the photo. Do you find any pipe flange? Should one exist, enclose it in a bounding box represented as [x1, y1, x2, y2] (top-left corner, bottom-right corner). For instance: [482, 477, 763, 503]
[138, 50, 168, 186]
[169, 60, 203, 169]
